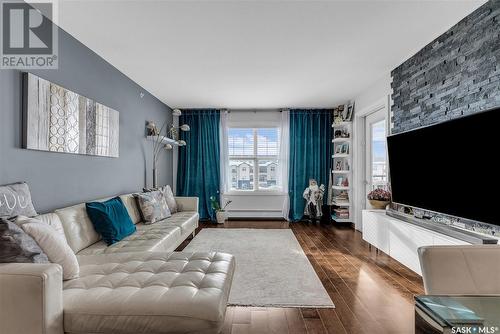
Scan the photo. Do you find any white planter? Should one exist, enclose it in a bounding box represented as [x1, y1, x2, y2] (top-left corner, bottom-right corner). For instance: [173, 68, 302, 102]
[216, 211, 227, 224]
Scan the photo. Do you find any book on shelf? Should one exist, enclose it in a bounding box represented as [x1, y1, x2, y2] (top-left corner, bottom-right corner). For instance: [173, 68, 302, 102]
[333, 191, 349, 202]
[333, 210, 350, 219]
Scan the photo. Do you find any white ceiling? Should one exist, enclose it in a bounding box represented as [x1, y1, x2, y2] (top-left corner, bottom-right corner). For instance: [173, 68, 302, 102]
[58, 0, 485, 109]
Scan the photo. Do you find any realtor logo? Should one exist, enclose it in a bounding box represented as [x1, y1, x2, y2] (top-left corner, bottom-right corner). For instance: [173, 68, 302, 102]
[1, 1, 58, 69]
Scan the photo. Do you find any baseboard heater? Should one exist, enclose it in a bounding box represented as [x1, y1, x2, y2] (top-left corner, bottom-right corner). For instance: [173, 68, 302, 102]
[227, 209, 284, 220]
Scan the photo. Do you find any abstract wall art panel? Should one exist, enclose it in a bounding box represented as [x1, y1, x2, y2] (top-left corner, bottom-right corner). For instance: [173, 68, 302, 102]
[23, 73, 119, 157]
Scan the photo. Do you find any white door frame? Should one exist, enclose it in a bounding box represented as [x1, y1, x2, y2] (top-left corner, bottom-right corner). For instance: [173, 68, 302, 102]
[352, 96, 390, 231]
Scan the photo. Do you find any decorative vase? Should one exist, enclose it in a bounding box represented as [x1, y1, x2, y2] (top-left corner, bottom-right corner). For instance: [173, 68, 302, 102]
[152, 167, 158, 189]
[369, 200, 390, 209]
[216, 211, 227, 224]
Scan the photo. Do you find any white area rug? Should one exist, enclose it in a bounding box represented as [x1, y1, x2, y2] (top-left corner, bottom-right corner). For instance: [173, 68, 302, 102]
[184, 228, 334, 308]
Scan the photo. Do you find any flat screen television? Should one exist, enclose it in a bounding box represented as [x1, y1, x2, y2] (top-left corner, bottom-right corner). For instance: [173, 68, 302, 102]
[387, 107, 499, 227]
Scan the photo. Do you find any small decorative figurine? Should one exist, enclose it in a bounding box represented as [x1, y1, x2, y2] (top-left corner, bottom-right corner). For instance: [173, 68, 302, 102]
[303, 179, 325, 223]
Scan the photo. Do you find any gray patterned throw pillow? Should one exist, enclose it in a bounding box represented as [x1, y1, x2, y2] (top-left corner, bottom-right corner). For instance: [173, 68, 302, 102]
[0, 182, 38, 219]
[134, 190, 171, 224]
[0, 218, 49, 263]
[143, 185, 178, 214]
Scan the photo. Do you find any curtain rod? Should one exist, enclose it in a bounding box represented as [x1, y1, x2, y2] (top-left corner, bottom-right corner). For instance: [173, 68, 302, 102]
[225, 109, 285, 114]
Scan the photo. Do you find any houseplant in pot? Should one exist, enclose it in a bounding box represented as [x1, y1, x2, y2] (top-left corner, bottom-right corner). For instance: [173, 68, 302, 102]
[209, 196, 232, 224]
[367, 188, 391, 209]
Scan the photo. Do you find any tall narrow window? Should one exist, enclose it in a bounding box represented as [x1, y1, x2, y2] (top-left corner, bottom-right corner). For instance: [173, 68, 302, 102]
[366, 117, 388, 191]
[371, 120, 387, 189]
[228, 128, 280, 191]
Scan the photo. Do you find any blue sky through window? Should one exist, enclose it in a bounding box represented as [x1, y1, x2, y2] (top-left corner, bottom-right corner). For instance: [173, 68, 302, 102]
[228, 128, 279, 156]
[372, 122, 387, 162]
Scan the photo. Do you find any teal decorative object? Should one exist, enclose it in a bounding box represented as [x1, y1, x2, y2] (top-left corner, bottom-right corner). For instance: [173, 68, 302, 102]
[86, 197, 136, 245]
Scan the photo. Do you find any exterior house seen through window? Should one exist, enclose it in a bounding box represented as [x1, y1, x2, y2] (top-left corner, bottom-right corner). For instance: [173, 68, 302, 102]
[228, 128, 280, 191]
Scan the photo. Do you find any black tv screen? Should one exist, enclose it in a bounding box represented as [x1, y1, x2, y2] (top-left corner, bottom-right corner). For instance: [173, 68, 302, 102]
[387, 108, 499, 226]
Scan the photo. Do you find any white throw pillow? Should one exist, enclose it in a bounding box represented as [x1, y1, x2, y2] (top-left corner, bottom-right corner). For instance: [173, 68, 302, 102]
[16, 214, 66, 240]
[20, 218, 79, 280]
[163, 185, 178, 214]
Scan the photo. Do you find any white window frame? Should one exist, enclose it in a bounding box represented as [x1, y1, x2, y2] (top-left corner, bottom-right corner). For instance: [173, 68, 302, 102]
[228, 127, 281, 194]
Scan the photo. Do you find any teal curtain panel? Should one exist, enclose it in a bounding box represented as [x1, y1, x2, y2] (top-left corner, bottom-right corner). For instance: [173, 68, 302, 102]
[288, 109, 332, 221]
[177, 110, 221, 220]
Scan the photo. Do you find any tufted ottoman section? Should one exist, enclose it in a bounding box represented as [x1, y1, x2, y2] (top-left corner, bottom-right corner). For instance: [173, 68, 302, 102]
[64, 252, 235, 334]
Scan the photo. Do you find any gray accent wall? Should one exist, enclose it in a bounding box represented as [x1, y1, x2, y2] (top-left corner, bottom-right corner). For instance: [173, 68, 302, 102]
[391, 0, 500, 134]
[389, 0, 500, 237]
[0, 23, 172, 212]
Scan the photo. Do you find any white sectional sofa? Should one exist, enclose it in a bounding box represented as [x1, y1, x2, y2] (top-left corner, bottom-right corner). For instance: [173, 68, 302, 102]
[0, 193, 235, 334]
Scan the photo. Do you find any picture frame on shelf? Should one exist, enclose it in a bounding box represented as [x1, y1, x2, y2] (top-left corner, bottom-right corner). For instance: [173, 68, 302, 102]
[343, 102, 354, 122]
[337, 177, 344, 186]
[341, 143, 349, 154]
[335, 160, 343, 170]
[335, 145, 342, 154]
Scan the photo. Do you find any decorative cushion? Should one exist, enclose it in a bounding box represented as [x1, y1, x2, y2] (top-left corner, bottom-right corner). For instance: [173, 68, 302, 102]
[134, 190, 171, 224]
[163, 185, 178, 214]
[21, 218, 79, 280]
[86, 197, 136, 246]
[144, 185, 178, 214]
[0, 182, 37, 219]
[0, 218, 49, 263]
[16, 214, 66, 240]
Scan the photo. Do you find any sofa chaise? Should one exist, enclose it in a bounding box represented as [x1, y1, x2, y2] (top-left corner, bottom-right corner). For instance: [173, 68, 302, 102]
[0, 193, 235, 334]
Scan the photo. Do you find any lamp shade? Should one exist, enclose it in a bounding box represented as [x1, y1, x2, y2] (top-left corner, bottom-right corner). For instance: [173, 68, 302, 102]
[180, 124, 190, 131]
[178, 140, 187, 146]
[172, 109, 182, 117]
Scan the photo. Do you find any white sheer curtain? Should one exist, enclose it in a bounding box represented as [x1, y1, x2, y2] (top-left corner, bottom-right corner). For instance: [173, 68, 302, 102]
[219, 110, 229, 197]
[279, 109, 290, 220]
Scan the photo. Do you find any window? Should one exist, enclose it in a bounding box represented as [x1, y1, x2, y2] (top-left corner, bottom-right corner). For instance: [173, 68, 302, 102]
[228, 128, 280, 191]
[365, 111, 388, 195]
[370, 119, 388, 189]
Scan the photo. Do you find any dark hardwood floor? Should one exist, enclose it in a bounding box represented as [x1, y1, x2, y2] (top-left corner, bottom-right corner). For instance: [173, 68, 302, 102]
[177, 220, 424, 334]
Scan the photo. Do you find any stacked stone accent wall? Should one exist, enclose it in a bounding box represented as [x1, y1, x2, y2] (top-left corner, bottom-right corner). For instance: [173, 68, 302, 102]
[390, 1, 500, 237]
[391, 0, 500, 134]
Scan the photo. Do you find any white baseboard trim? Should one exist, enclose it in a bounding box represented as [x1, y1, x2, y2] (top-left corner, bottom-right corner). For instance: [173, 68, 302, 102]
[228, 210, 284, 219]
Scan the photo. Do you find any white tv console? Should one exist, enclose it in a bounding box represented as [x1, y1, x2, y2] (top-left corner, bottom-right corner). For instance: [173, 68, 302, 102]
[362, 210, 497, 275]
